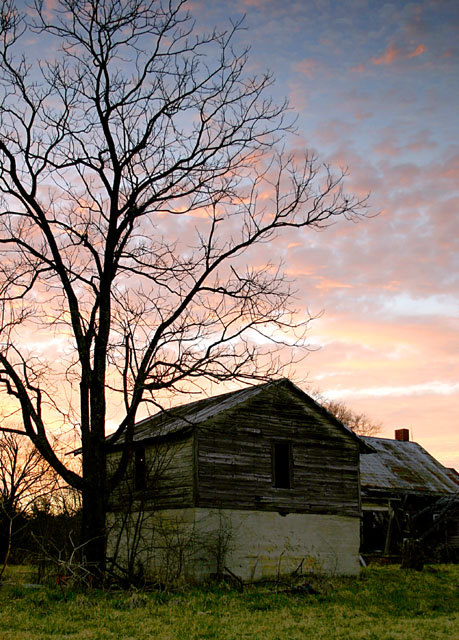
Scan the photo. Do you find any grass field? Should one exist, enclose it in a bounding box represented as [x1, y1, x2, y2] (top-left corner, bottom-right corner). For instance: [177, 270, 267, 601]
[1, 564, 458, 639]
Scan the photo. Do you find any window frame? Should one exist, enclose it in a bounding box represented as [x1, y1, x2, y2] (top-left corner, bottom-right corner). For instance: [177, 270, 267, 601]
[271, 440, 293, 489]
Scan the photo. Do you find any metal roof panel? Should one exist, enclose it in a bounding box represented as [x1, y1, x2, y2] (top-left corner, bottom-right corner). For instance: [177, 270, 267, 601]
[360, 437, 458, 495]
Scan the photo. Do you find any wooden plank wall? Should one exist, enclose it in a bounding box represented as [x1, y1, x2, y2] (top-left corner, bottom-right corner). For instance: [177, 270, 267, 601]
[196, 384, 360, 517]
[108, 438, 195, 512]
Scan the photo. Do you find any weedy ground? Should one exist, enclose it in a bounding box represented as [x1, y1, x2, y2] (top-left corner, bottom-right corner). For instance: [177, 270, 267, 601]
[0, 564, 458, 639]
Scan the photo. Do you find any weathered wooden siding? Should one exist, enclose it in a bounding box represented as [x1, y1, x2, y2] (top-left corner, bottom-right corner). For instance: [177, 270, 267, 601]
[196, 383, 360, 517]
[108, 437, 195, 512]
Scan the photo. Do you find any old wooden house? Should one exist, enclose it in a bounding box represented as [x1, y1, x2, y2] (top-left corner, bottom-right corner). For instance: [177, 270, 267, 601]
[360, 429, 459, 561]
[107, 378, 371, 582]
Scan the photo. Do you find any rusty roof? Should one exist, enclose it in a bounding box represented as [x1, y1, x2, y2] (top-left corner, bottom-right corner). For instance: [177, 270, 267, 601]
[360, 436, 458, 496]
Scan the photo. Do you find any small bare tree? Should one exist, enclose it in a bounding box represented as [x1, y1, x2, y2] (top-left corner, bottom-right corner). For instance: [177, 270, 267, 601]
[313, 394, 381, 437]
[0, 0, 368, 578]
[0, 432, 58, 576]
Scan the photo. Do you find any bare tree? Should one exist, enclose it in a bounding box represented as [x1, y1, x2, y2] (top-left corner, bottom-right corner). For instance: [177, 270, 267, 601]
[0, 0, 368, 578]
[312, 393, 381, 436]
[0, 432, 57, 575]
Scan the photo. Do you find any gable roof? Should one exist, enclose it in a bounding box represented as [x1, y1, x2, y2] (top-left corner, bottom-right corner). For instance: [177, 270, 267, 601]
[360, 436, 458, 496]
[130, 378, 369, 449]
[132, 380, 271, 442]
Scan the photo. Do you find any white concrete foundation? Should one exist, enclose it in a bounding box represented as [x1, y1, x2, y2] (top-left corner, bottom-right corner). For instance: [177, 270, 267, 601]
[107, 508, 360, 583]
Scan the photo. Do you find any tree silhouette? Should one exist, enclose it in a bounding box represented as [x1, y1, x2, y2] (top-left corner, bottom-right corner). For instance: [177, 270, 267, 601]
[315, 396, 381, 437]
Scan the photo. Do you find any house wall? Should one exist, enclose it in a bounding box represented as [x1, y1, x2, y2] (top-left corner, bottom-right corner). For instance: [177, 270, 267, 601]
[108, 436, 195, 512]
[197, 384, 360, 517]
[106, 507, 361, 583]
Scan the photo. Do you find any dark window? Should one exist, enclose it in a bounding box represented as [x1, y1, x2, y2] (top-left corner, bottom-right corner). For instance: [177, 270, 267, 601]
[134, 446, 146, 490]
[272, 442, 292, 488]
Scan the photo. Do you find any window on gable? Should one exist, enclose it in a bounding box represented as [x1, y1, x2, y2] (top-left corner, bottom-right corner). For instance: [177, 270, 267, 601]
[272, 441, 292, 489]
[134, 446, 146, 491]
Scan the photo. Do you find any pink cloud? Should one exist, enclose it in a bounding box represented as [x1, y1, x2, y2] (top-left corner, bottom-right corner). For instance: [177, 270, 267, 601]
[353, 108, 372, 122]
[408, 44, 426, 58]
[313, 119, 356, 147]
[383, 281, 402, 291]
[372, 43, 403, 65]
[294, 58, 317, 78]
[373, 139, 399, 157]
[372, 42, 426, 65]
[315, 279, 354, 291]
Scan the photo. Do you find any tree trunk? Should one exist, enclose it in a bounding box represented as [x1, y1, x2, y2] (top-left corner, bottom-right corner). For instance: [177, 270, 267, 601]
[80, 438, 107, 584]
[0, 515, 13, 580]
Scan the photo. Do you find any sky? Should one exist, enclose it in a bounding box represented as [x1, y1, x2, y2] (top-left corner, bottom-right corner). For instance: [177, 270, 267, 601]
[5, 1, 458, 470]
[183, 0, 459, 468]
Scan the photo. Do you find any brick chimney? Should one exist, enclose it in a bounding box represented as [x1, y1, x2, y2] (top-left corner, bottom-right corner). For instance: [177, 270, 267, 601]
[395, 428, 410, 441]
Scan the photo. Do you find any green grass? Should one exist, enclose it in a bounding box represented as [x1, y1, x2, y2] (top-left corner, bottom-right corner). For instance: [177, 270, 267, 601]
[1, 565, 458, 639]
